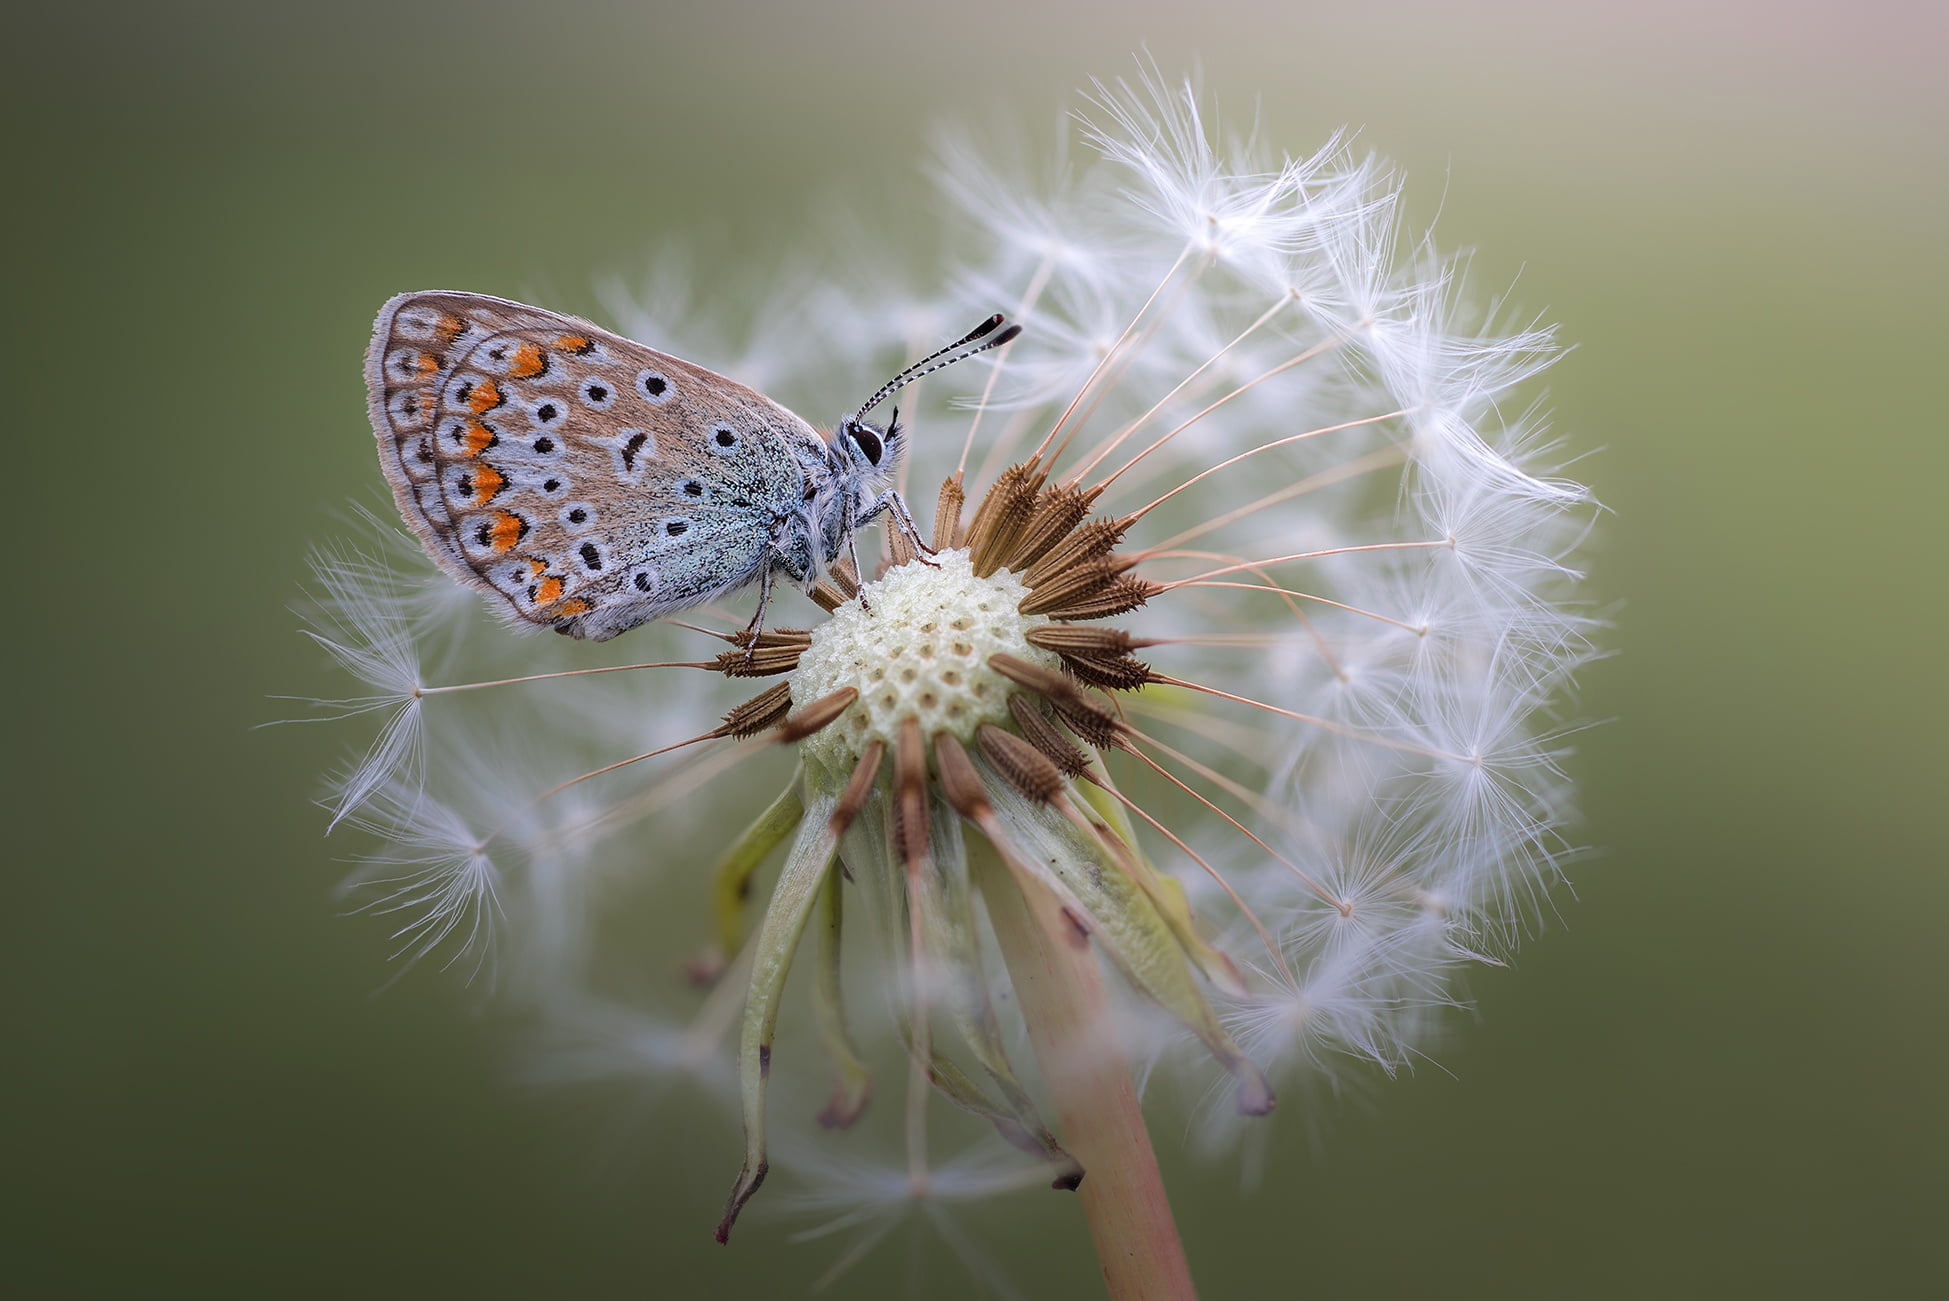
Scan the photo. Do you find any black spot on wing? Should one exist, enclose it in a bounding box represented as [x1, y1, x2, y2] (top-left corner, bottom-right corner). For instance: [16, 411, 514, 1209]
[621, 431, 649, 471]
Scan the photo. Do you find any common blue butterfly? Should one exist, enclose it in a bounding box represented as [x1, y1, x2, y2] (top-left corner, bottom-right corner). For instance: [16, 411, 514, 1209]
[366, 292, 1015, 640]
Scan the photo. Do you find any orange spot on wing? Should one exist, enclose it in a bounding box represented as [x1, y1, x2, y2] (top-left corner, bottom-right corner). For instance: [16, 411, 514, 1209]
[466, 378, 504, 414]
[468, 465, 505, 506]
[434, 314, 467, 346]
[508, 344, 547, 379]
[533, 575, 565, 605]
[549, 597, 593, 618]
[460, 421, 497, 456]
[487, 511, 527, 554]
[555, 334, 594, 355]
[412, 352, 442, 376]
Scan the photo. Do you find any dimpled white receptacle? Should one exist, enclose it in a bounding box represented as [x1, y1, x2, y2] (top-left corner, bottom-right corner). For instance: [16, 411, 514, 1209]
[789, 550, 1061, 772]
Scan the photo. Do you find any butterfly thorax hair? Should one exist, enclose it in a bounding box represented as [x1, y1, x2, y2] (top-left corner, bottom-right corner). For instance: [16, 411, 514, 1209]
[812, 412, 905, 572]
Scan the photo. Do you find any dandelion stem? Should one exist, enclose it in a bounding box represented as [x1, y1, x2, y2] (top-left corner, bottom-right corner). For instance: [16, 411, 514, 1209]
[977, 856, 1198, 1301]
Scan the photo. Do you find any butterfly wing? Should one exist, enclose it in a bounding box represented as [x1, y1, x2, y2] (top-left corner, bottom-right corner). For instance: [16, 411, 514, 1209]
[367, 291, 830, 639]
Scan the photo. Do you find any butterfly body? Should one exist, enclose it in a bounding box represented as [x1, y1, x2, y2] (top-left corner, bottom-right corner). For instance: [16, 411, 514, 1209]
[366, 291, 912, 641]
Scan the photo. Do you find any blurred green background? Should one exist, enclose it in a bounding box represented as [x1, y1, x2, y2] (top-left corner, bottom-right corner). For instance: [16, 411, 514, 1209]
[8, 2, 1944, 1296]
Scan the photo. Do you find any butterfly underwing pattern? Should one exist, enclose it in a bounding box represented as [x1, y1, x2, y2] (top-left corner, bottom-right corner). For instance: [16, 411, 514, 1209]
[366, 291, 998, 641]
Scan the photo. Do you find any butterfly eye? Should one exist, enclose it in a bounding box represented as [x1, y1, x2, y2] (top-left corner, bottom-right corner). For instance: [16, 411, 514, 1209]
[849, 425, 884, 466]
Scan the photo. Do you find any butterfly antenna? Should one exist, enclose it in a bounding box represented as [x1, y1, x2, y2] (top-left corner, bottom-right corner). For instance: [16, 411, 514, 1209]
[853, 314, 1023, 420]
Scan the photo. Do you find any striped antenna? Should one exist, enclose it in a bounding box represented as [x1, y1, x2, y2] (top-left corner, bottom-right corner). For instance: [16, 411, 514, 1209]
[852, 314, 1022, 420]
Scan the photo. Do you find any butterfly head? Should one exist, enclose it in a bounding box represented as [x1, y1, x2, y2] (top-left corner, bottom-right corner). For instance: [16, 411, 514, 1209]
[835, 410, 904, 478]
[813, 314, 1020, 563]
[828, 312, 1019, 488]
[819, 411, 905, 556]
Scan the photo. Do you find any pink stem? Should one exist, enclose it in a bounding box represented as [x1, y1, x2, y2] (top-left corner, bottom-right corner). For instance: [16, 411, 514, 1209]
[982, 864, 1199, 1301]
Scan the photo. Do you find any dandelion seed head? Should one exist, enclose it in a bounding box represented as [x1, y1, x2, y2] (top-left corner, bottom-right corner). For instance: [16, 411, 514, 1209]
[304, 57, 1599, 1265]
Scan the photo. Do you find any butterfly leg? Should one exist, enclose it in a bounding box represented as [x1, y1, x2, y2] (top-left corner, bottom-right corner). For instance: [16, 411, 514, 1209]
[857, 489, 938, 570]
[844, 518, 871, 613]
[743, 562, 778, 665]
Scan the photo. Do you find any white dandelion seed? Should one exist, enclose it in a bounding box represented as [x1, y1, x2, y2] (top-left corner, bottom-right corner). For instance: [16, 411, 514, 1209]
[293, 540, 431, 828]
[335, 777, 502, 982]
